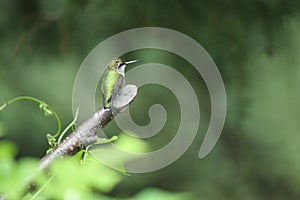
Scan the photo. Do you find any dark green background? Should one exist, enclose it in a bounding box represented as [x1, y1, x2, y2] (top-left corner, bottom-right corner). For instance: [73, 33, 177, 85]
[1, 0, 300, 199]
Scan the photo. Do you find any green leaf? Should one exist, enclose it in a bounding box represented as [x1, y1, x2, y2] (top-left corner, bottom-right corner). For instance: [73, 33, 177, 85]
[39, 102, 53, 116]
[0, 140, 17, 159]
[83, 155, 123, 192]
[114, 133, 149, 153]
[0, 141, 39, 199]
[89, 132, 149, 174]
[37, 156, 122, 199]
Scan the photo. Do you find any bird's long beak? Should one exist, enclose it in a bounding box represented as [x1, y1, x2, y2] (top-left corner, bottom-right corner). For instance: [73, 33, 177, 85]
[125, 60, 139, 65]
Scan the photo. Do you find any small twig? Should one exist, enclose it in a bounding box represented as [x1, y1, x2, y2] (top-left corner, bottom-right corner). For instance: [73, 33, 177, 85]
[38, 84, 138, 171]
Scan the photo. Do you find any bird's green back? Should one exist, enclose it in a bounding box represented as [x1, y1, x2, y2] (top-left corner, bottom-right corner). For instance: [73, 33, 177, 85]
[101, 68, 124, 108]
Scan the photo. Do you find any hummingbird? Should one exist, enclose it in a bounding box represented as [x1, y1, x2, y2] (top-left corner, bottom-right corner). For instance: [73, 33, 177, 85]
[101, 57, 138, 109]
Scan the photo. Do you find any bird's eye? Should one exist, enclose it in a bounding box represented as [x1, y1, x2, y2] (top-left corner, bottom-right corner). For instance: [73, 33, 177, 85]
[117, 62, 124, 68]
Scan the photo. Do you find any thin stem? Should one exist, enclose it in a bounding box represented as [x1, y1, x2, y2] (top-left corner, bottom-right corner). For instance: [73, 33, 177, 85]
[57, 107, 79, 144]
[0, 96, 62, 139]
[29, 175, 55, 200]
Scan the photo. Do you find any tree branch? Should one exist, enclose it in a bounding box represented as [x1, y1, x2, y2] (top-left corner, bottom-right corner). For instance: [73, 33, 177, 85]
[38, 84, 138, 171]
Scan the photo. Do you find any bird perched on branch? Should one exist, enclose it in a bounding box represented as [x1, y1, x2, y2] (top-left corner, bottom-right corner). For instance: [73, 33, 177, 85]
[101, 57, 138, 109]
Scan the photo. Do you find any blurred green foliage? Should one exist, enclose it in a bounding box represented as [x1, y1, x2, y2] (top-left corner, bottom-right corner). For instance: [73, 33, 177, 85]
[1, 0, 300, 199]
[0, 137, 189, 199]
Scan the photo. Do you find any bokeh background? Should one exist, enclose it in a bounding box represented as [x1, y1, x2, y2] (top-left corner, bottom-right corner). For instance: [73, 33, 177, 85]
[1, 0, 300, 199]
